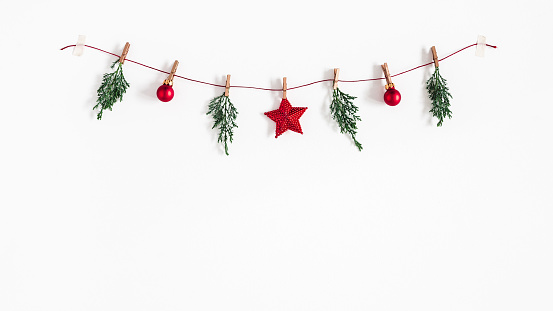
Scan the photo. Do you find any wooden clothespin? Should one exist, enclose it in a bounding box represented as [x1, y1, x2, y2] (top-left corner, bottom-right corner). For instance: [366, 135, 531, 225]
[431, 46, 439, 68]
[119, 42, 130, 64]
[224, 75, 231, 97]
[333, 68, 340, 90]
[283, 77, 287, 99]
[164, 60, 179, 86]
[381, 63, 394, 90]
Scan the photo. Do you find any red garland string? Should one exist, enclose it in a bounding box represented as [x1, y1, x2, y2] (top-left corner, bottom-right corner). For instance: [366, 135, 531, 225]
[60, 43, 497, 91]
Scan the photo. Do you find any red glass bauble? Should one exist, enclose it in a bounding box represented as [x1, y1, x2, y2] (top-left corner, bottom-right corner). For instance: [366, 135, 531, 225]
[384, 87, 401, 106]
[157, 84, 174, 102]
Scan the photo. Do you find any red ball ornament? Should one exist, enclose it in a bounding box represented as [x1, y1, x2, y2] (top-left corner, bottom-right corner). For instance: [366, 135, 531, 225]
[157, 84, 174, 102]
[384, 87, 401, 106]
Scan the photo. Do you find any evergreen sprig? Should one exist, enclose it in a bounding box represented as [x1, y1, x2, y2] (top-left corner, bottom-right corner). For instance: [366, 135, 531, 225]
[93, 60, 130, 120]
[426, 67, 452, 127]
[207, 93, 238, 155]
[331, 88, 362, 151]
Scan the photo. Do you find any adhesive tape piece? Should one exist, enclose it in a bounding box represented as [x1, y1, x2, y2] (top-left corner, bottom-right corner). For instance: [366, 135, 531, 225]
[475, 35, 486, 57]
[73, 35, 86, 56]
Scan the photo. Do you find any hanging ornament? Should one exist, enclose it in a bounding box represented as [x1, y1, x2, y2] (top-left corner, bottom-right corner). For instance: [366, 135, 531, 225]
[426, 46, 452, 127]
[381, 62, 401, 106]
[207, 75, 239, 155]
[93, 42, 131, 120]
[157, 85, 174, 102]
[265, 77, 308, 138]
[157, 60, 179, 102]
[330, 69, 362, 151]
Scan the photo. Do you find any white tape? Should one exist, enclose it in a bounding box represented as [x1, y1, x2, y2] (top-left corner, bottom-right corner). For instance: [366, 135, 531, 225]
[475, 35, 486, 57]
[72, 35, 86, 56]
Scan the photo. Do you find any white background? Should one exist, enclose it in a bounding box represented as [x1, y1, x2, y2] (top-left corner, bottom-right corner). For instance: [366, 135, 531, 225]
[1, 0, 552, 310]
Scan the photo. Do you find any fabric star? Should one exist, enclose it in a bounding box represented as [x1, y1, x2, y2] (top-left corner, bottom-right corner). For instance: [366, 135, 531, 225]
[265, 98, 308, 138]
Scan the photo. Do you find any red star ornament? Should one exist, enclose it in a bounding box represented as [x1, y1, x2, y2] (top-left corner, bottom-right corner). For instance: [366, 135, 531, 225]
[265, 98, 308, 138]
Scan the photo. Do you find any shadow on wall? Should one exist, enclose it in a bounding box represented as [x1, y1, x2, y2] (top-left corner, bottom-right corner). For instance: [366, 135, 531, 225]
[367, 64, 385, 105]
[421, 46, 435, 126]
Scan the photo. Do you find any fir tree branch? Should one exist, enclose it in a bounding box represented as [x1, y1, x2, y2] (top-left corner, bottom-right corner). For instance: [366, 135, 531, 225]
[93, 60, 130, 120]
[331, 88, 362, 151]
[207, 93, 238, 155]
[426, 67, 452, 127]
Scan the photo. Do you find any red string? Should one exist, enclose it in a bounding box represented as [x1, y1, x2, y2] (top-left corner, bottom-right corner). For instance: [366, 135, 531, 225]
[60, 43, 497, 91]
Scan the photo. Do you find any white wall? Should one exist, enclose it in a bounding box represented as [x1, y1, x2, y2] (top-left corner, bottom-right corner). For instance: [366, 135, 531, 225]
[1, 0, 552, 310]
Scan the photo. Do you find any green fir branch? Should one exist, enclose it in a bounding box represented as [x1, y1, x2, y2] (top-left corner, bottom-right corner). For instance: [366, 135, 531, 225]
[426, 67, 452, 127]
[93, 60, 130, 120]
[207, 93, 238, 156]
[331, 88, 362, 151]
